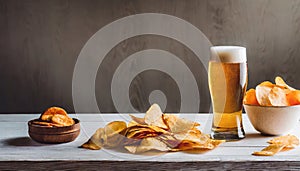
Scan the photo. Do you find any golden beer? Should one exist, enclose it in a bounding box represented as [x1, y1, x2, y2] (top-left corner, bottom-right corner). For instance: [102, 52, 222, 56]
[209, 46, 247, 140]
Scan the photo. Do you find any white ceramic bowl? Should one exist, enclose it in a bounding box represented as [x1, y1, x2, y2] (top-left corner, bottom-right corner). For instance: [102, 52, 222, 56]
[244, 104, 300, 135]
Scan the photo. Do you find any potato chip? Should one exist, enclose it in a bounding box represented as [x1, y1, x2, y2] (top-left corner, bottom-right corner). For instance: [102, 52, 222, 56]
[268, 134, 299, 148]
[256, 82, 273, 106]
[252, 134, 299, 156]
[252, 151, 274, 156]
[252, 144, 285, 156]
[268, 86, 289, 106]
[81, 121, 127, 149]
[173, 134, 224, 151]
[125, 137, 170, 153]
[38, 107, 75, 127]
[173, 130, 203, 142]
[105, 134, 125, 148]
[102, 121, 127, 148]
[123, 146, 139, 153]
[286, 90, 300, 106]
[40, 107, 68, 121]
[156, 134, 180, 148]
[32, 121, 63, 127]
[148, 125, 170, 134]
[275, 76, 295, 90]
[81, 140, 102, 150]
[129, 114, 146, 125]
[125, 125, 169, 139]
[81, 128, 105, 150]
[125, 126, 157, 139]
[104, 121, 127, 137]
[245, 77, 300, 107]
[123, 137, 141, 146]
[243, 88, 259, 105]
[163, 114, 200, 133]
[176, 140, 215, 151]
[144, 104, 168, 129]
[81, 104, 224, 153]
[51, 114, 75, 126]
[127, 120, 140, 127]
[259, 81, 274, 88]
[126, 130, 158, 140]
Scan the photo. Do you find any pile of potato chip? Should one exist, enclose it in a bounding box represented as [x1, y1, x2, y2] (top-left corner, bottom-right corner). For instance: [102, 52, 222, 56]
[253, 134, 299, 156]
[32, 107, 75, 127]
[81, 104, 224, 153]
[244, 76, 300, 106]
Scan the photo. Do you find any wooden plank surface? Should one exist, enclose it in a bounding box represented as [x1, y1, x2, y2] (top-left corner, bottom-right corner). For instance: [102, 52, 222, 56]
[1, 161, 300, 171]
[1, 114, 300, 170]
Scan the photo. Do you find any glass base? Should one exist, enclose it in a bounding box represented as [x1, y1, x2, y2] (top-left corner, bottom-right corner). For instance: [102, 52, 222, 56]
[211, 128, 245, 141]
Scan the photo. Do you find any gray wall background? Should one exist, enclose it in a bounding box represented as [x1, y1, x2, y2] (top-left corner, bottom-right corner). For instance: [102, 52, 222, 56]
[1, 0, 300, 113]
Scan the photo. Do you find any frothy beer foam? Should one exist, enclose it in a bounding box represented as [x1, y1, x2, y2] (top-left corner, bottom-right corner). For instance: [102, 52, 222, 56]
[210, 46, 246, 63]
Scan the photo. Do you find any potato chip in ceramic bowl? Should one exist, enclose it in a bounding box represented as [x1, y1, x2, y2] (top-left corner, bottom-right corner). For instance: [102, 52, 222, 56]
[244, 77, 300, 135]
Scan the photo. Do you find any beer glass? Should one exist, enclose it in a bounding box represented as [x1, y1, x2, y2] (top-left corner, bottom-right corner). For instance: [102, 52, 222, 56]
[209, 46, 247, 140]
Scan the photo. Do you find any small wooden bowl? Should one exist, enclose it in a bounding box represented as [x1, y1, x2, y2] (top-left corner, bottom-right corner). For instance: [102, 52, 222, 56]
[28, 118, 80, 143]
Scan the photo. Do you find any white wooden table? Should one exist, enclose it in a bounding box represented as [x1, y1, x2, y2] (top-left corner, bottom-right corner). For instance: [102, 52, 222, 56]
[1, 114, 300, 170]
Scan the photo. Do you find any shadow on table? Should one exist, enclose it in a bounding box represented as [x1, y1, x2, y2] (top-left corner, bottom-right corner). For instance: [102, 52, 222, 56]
[2, 137, 49, 147]
[106, 146, 210, 156]
[107, 146, 162, 155]
[245, 133, 276, 139]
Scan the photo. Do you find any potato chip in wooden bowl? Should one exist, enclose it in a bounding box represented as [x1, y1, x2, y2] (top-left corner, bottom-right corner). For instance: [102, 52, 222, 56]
[28, 107, 80, 143]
